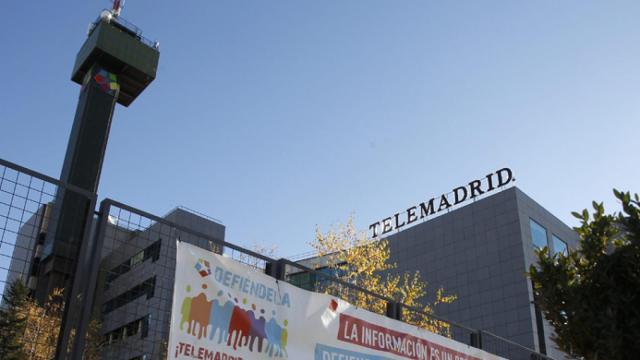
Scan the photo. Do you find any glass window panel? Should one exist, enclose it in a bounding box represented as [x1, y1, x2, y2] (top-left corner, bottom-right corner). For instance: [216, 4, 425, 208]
[141, 315, 149, 338]
[552, 235, 568, 255]
[130, 251, 144, 266]
[530, 219, 548, 250]
[288, 272, 314, 291]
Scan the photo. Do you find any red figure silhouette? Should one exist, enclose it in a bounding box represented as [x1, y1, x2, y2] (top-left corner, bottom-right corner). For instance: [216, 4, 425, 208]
[227, 303, 251, 350]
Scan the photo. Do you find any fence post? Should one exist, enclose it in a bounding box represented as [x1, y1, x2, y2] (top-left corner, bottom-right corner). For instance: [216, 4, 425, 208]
[56, 199, 110, 360]
[470, 330, 484, 349]
[265, 259, 286, 280]
[53, 195, 95, 359]
[385, 301, 402, 321]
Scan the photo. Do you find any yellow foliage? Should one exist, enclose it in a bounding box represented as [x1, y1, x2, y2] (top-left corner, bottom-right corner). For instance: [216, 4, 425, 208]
[20, 289, 65, 359]
[17, 289, 103, 359]
[309, 217, 456, 337]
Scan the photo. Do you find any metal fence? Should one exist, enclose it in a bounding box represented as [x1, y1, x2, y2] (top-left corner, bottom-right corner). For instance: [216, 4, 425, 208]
[0, 158, 98, 359]
[280, 259, 555, 360]
[0, 157, 555, 360]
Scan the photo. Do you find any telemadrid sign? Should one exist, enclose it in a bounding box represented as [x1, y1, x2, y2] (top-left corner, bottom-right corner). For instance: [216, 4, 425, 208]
[369, 168, 514, 238]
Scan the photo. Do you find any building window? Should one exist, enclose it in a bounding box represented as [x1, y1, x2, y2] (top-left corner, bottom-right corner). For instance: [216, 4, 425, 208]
[530, 219, 548, 250]
[106, 239, 162, 287]
[102, 277, 156, 314]
[104, 315, 150, 345]
[288, 265, 348, 291]
[130, 251, 145, 267]
[552, 235, 568, 255]
[288, 271, 315, 291]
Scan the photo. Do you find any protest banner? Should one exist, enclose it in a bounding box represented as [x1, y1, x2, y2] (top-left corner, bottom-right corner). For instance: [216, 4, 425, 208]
[168, 242, 506, 360]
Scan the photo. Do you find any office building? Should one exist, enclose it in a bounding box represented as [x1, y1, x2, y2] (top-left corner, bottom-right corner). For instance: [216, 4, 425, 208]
[292, 186, 578, 360]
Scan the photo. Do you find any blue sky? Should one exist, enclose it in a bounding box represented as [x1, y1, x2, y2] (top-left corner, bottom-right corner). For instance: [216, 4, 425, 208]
[1, 1, 639, 257]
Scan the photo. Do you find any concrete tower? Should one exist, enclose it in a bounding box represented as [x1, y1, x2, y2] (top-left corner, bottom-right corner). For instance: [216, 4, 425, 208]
[36, 5, 160, 302]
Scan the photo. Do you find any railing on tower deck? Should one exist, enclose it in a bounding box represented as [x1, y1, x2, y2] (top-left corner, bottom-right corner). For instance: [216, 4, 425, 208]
[88, 10, 160, 50]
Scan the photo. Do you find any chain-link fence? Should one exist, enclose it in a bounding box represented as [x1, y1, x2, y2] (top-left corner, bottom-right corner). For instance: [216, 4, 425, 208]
[0, 158, 97, 359]
[0, 159, 57, 298]
[0, 157, 555, 360]
[94, 199, 273, 359]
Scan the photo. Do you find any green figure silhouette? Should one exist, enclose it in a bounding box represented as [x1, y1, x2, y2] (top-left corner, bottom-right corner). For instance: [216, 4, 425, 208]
[280, 319, 289, 357]
[180, 285, 193, 332]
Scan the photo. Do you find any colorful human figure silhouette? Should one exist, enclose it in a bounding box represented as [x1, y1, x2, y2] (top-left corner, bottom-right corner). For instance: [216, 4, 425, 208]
[228, 298, 251, 350]
[208, 291, 234, 344]
[280, 319, 289, 357]
[180, 285, 193, 332]
[238, 298, 252, 347]
[248, 305, 267, 352]
[265, 314, 283, 357]
[189, 289, 212, 339]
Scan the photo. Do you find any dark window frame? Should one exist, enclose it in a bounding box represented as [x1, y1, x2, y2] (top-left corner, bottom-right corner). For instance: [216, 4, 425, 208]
[104, 315, 150, 346]
[102, 276, 156, 314]
[106, 239, 162, 286]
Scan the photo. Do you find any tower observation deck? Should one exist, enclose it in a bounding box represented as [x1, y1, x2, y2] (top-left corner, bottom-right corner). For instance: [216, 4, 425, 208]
[72, 10, 160, 106]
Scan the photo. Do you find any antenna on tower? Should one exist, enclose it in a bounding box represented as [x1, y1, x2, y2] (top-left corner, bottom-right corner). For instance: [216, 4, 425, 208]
[111, 0, 125, 17]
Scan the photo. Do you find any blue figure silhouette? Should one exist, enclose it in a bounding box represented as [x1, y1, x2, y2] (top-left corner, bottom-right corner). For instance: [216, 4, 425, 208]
[265, 317, 283, 357]
[208, 292, 234, 344]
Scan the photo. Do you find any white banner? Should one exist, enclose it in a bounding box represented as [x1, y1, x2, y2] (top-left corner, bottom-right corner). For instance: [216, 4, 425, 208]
[168, 242, 506, 360]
